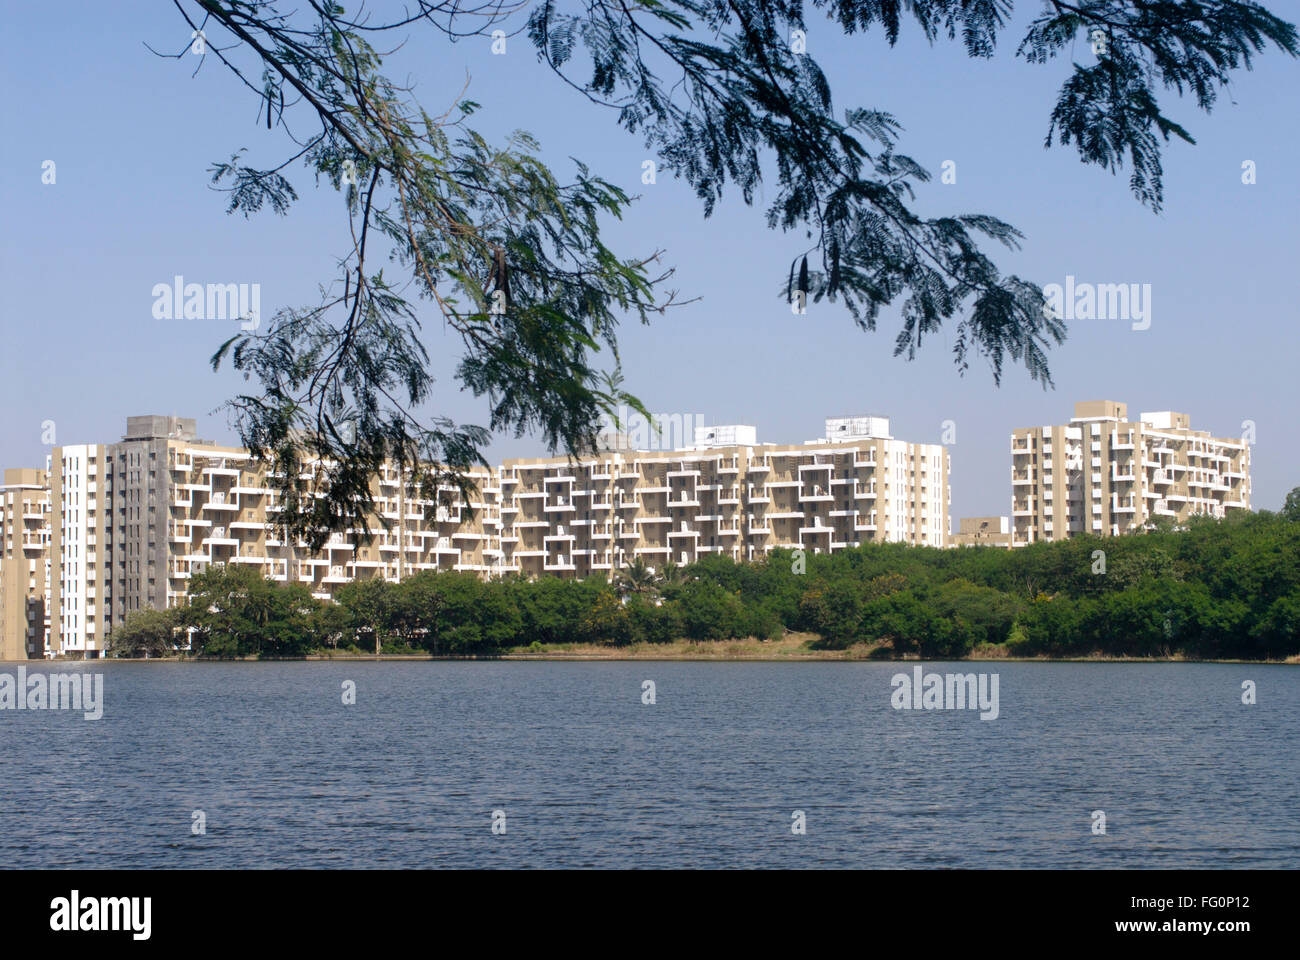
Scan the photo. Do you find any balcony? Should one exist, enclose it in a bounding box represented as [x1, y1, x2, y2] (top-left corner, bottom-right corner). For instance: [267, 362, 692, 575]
[201, 464, 242, 478]
[798, 489, 835, 503]
[799, 523, 834, 535]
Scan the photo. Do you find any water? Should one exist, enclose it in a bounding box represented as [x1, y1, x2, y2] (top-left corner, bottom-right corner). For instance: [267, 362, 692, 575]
[1, 661, 1296, 868]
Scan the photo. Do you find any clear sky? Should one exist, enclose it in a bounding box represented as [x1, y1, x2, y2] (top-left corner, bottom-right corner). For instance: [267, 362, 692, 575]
[2, 3, 1297, 522]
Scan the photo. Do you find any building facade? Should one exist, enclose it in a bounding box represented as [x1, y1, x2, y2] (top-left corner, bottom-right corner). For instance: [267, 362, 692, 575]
[0, 468, 52, 659]
[1010, 400, 1251, 547]
[499, 416, 948, 579]
[2, 413, 949, 657]
[49, 444, 108, 657]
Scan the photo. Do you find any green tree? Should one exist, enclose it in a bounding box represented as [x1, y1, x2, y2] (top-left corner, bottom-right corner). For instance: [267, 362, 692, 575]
[800, 580, 865, 648]
[335, 577, 394, 651]
[658, 560, 686, 589]
[1251, 590, 1300, 659]
[181, 563, 317, 657]
[108, 608, 179, 658]
[515, 576, 604, 645]
[582, 590, 634, 646]
[160, 1, 1294, 542]
[616, 557, 658, 599]
[425, 572, 522, 653]
[1282, 486, 1300, 522]
[627, 598, 683, 645]
[675, 579, 744, 641]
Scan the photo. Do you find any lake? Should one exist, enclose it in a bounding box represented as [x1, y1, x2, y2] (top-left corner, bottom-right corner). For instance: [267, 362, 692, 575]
[1, 661, 1296, 868]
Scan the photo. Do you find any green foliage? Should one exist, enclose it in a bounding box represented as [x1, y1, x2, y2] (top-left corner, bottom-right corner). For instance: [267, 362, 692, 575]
[181, 563, 317, 658]
[1282, 486, 1300, 522]
[161, 510, 1300, 660]
[675, 579, 746, 642]
[800, 580, 865, 648]
[582, 590, 634, 646]
[615, 557, 659, 598]
[514, 576, 606, 646]
[626, 599, 682, 645]
[171, 1, 1294, 543]
[108, 607, 180, 658]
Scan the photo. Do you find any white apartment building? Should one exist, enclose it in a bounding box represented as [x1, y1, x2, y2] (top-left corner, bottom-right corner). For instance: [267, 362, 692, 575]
[4, 411, 946, 656]
[1010, 400, 1251, 547]
[499, 415, 948, 578]
[50, 444, 106, 656]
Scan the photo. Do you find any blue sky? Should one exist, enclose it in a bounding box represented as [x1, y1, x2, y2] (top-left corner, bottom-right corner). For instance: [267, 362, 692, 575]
[2, 3, 1297, 521]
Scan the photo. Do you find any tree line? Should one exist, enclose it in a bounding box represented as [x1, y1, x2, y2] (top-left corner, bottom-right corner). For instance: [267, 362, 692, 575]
[108, 501, 1300, 660]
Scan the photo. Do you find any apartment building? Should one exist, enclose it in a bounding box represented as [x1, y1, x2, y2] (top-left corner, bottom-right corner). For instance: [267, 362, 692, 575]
[498, 415, 949, 578]
[40, 417, 506, 656]
[49, 444, 109, 656]
[0, 467, 52, 658]
[4, 412, 947, 654]
[147, 421, 501, 604]
[1010, 400, 1251, 547]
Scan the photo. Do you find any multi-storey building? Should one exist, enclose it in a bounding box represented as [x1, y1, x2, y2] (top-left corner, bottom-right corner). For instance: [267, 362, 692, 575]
[1010, 400, 1251, 547]
[49, 444, 108, 657]
[141, 421, 503, 608]
[2, 410, 944, 655]
[498, 415, 948, 578]
[0, 467, 52, 658]
[40, 417, 508, 657]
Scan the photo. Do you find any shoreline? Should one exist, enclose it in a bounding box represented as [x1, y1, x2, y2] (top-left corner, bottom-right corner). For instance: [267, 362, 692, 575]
[7, 633, 1297, 668]
[501, 654, 1297, 664]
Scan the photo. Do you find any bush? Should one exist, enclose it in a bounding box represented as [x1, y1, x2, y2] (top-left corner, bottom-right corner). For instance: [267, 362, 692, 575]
[676, 580, 744, 641]
[627, 600, 681, 644]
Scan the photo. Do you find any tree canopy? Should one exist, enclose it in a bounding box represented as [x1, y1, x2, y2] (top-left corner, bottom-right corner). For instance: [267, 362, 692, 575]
[113, 508, 1300, 659]
[160, 0, 1297, 543]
